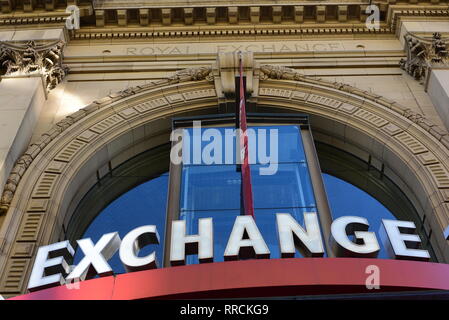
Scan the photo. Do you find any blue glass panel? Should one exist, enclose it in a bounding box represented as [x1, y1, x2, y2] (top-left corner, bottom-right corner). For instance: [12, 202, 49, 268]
[251, 163, 316, 209]
[74, 174, 169, 274]
[180, 165, 241, 211]
[180, 124, 320, 265]
[182, 125, 306, 165]
[182, 208, 319, 264]
[180, 163, 316, 211]
[322, 173, 398, 259]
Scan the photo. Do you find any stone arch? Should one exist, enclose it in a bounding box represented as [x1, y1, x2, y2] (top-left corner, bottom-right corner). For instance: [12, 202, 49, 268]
[1, 58, 449, 295]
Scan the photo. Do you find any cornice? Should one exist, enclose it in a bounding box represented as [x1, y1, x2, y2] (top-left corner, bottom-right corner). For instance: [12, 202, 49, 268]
[0, 14, 67, 28]
[0, 2, 448, 41]
[387, 4, 449, 32]
[0, 0, 92, 14]
[71, 25, 393, 41]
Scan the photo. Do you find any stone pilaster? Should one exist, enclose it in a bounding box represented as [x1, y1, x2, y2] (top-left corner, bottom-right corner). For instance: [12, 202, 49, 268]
[0, 40, 68, 215]
[399, 32, 449, 131]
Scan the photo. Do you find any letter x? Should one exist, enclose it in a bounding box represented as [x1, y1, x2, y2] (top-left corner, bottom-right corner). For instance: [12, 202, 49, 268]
[66, 232, 121, 281]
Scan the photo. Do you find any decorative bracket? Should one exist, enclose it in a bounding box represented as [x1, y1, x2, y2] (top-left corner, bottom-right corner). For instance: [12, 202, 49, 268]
[399, 32, 449, 90]
[0, 40, 69, 92]
[215, 51, 254, 97]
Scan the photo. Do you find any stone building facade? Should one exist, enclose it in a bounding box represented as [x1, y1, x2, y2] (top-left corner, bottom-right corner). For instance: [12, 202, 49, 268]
[0, 0, 448, 298]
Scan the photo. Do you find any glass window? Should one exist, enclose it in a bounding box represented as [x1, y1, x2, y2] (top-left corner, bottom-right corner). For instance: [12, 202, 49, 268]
[322, 173, 396, 259]
[318, 141, 435, 261]
[70, 115, 436, 275]
[181, 125, 308, 165]
[73, 173, 169, 274]
[180, 163, 316, 211]
[179, 125, 319, 264]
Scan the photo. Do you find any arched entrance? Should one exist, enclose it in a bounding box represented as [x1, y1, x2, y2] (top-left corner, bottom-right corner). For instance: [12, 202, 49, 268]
[1, 53, 448, 295]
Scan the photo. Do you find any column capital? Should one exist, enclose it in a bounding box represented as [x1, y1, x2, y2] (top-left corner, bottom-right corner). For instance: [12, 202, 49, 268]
[399, 32, 449, 86]
[0, 40, 68, 92]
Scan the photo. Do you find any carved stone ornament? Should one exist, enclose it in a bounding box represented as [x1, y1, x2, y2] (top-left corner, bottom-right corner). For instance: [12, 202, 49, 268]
[259, 64, 305, 81]
[0, 40, 69, 91]
[399, 32, 449, 84]
[168, 66, 214, 82]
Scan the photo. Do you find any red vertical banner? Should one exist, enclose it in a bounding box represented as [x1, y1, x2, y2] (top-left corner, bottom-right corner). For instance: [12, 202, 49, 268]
[238, 53, 255, 218]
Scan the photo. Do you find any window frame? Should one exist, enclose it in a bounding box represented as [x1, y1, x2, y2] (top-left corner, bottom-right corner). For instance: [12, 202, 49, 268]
[162, 113, 334, 266]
